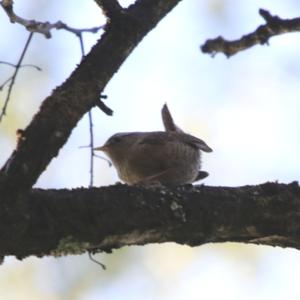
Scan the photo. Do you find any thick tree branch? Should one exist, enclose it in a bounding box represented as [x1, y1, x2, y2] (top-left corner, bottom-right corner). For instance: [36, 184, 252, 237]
[0, 0, 182, 193]
[0, 182, 299, 260]
[94, 0, 123, 20]
[201, 9, 300, 57]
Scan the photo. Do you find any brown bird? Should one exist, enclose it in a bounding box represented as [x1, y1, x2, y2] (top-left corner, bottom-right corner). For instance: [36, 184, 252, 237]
[94, 104, 212, 186]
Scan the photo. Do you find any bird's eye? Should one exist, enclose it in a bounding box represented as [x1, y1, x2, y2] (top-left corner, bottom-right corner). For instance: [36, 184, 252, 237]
[111, 136, 121, 143]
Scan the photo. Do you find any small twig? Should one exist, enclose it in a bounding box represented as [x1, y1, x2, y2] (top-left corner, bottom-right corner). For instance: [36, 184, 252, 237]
[78, 145, 91, 149]
[1, 0, 104, 38]
[94, 154, 112, 167]
[0, 32, 34, 122]
[0, 61, 41, 71]
[19, 64, 42, 71]
[0, 63, 40, 91]
[0, 77, 13, 91]
[77, 34, 85, 57]
[88, 251, 106, 270]
[201, 8, 300, 57]
[0, 61, 16, 67]
[77, 33, 95, 188]
[88, 110, 94, 187]
[76, 32, 113, 184]
[78, 147, 112, 167]
[95, 98, 113, 116]
[95, 93, 113, 116]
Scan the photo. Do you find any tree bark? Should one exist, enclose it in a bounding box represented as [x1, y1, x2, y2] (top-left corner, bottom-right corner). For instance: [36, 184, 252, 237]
[0, 182, 299, 260]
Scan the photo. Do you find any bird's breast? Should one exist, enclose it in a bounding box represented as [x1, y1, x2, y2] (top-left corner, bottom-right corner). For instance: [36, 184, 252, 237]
[114, 141, 201, 185]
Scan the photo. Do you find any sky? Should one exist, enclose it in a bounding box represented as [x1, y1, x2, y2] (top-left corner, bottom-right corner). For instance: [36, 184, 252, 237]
[0, 0, 300, 299]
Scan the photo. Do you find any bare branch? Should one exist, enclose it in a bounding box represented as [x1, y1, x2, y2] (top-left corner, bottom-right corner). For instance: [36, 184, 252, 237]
[0, 61, 16, 68]
[74, 27, 112, 187]
[88, 110, 95, 187]
[95, 98, 113, 116]
[0, 77, 13, 90]
[75, 31, 96, 187]
[0, 61, 41, 71]
[201, 9, 300, 57]
[91, 94, 112, 116]
[0, 32, 34, 122]
[0, 182, 299, 259]
[0, 0, 103, 38]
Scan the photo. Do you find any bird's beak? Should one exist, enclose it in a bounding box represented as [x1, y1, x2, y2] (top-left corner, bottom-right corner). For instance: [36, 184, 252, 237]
[94, 145, 108, 152]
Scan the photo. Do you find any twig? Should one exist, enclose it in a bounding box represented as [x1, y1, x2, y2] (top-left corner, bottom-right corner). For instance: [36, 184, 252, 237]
[1, 0, 103, 38]
[18, 64, 42, 71]
[94, 154, 112, 167]
[95, 98, 113, 116]
[78, 147, 112, 166]
[88, 251, 106, 270]
[77, 47, 112, 182]
[0, 62, 41, 91]
[0, 61, 16, 67]
[201, 9, 300, 57]
[77, 33, 95, 187]
[0, 32, 33, 122]
[0, 61, 41, 71]
[0, 77, 13, 91]
[76, 32, 113, 185]
[88, 110, 94, 187]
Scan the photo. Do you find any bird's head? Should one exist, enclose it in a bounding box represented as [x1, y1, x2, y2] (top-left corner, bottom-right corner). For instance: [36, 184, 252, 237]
[94, 132, 141, 161]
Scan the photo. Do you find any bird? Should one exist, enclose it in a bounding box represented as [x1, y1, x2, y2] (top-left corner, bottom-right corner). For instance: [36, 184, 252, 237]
[94, 104, 212, 186]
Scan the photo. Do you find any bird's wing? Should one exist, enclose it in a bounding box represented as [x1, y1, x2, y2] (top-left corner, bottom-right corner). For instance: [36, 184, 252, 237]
[137, 131, 213, 153]
[180, 133, 213, 152]
[137, 132, 173, 145]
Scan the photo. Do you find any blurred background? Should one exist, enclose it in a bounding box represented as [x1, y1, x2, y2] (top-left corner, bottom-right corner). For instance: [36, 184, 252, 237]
[1, 0, 300, 299]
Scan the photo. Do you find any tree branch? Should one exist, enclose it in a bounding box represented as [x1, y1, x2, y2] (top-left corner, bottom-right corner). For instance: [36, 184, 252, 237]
[0, 32, 35, 122]
[0, 182, 299, 260]
[0, 0, 103, 38]
[0, 0, 182, 193]
[94, 0, 123, 20]
[201, 9, 300, 57]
